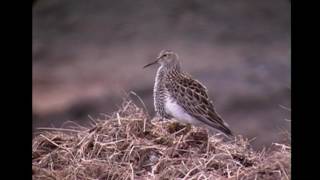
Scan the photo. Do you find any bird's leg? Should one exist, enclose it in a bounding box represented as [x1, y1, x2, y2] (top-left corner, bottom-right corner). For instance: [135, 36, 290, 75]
[185, 123, 192, 133]
[181, 123, 193, 144]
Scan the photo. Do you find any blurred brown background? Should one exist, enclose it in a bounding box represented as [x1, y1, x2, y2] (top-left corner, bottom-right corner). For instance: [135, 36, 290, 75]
[32, 0, 291, 149]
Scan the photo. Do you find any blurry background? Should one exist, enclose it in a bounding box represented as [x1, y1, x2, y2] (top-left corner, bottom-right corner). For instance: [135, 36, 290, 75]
[32, 0, 291, 149]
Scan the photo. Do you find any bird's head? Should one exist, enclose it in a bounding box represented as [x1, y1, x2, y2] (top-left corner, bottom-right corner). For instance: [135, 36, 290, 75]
[143, 50, 180, 69]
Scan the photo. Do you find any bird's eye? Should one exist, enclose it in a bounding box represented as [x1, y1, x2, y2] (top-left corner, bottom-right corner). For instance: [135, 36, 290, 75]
[163, 54, 167, 57]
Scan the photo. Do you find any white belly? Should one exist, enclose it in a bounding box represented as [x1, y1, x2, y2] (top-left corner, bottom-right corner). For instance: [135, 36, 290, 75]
[164, 97, 197, 124]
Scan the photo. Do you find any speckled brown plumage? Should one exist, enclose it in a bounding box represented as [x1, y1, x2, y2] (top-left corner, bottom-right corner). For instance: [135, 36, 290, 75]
[144, 50, 233, 137]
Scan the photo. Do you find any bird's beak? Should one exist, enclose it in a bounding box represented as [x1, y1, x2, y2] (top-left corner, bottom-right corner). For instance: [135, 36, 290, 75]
[143, 57, 160, 69]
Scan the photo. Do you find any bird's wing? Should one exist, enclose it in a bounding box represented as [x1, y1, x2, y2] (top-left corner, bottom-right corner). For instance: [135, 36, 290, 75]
[165, 73, 233, 136]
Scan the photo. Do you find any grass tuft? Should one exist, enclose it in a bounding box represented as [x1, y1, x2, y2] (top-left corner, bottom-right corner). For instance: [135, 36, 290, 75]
[33, 99, 290, 179]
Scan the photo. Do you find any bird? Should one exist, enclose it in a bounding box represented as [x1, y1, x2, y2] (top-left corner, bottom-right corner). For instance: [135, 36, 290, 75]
[143, 50, 234, 137]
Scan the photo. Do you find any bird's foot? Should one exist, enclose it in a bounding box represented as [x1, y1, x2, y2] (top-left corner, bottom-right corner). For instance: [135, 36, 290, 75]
[167, 122, 191, 135]
[185, 123, 192, 132]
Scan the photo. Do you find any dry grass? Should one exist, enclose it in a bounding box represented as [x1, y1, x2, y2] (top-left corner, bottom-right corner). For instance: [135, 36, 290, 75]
[32, 99, 290, 180]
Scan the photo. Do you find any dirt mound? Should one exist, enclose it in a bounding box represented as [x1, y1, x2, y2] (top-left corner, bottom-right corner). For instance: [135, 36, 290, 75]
[32, 100, 290, 179]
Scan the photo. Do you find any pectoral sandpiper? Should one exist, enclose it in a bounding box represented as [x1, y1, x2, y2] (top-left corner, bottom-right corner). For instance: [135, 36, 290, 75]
[143, 50, 234, 137]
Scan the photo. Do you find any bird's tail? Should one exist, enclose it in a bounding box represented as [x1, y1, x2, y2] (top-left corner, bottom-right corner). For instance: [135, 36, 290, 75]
[216, 121, 234, 138]
[206, 114, 234, 138]
[192, 110, 234, 138]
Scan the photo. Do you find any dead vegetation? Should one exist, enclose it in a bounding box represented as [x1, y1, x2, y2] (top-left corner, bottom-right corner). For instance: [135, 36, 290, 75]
[32, 99, 290, 180]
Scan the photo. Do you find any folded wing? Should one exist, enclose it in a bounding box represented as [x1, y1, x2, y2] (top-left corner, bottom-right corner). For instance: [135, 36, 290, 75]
[165, 73, 233, 137]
